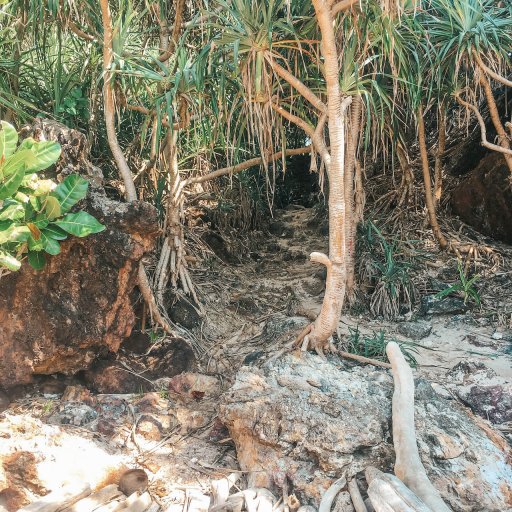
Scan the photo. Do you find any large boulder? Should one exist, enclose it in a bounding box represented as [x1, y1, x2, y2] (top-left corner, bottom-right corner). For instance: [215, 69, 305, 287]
[220, 353, 512, 512]
[451, 152, 512, 243]
[0, 120, 159, 389]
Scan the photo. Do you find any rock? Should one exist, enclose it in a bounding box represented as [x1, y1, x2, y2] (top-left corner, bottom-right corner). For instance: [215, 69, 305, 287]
[0, 391, 9, 413]
[48, 402, 98, 426]
[397, 320, 432, 340]
[220, 353, 512, 511]
[446, 362, 512, 424]
[84, 361, 152, 394]
[420, 295, 469, 316]
[168, 295, 202, 329]
[302, 277, 325, 297]
[167, 373, 221, 399]
[451, 152, 512, 244]
[135, 415, 163, 441]
[0, 120, 159, 389]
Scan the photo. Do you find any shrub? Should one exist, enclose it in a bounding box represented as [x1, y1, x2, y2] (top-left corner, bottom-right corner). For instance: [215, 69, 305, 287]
[0, 120, 104, 272]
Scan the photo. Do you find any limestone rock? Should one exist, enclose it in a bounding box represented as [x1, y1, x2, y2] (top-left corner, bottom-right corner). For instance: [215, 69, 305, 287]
[0, 119, 159, 389]
[397, 320, 432, 340]
[420, 295, 469, 316]
[220, 353, 512, 512]
[446, 361, 512, 425]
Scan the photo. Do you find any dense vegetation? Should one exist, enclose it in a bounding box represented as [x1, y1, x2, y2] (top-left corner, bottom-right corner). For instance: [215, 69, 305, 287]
[0, 0, 511, 347]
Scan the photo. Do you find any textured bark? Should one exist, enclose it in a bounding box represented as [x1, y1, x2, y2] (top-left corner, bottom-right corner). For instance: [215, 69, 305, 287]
[433, 106, 446, 207]
[307, 0, 351, 350]
[479, 74, 512, 173]
[417, 106, 448, 250]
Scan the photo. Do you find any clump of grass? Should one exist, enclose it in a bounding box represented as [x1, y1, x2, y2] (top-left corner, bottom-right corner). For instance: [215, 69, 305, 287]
[435, 261, 481, 306]
[343, 326, 419, 367]
[357, 221, 421, 320]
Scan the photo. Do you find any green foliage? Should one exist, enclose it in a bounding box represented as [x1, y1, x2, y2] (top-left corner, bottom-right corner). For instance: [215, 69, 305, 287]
[0, 121, 105, 272]
[435, 262, 481, 305]
[344, 325, 419, 368]
[358, 221, 420, 320]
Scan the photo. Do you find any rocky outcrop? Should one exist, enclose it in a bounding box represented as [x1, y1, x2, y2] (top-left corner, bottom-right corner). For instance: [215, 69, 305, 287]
[220, 354, 512, 512]
[0, 120, 159, 389]
[451, 152, 512, 243]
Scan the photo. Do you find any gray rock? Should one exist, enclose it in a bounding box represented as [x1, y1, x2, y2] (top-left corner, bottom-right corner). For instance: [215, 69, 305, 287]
[446, 361, 512, 424]
[397, 320, 432, 340]
[420, 295, 469, 316]
[220, 353, 512, 512]
[48, 402, 98, 426]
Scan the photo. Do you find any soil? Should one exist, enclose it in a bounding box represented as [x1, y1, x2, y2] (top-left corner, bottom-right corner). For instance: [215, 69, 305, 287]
[1, 204, 511, 511]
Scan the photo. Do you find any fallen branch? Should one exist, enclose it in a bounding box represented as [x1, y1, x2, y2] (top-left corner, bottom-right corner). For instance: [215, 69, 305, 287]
[386, 342, 451, 511]
[337, 350, 392, 369]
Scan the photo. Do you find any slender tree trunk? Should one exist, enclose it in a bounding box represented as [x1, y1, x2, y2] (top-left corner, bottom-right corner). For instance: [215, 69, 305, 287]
[344, 95, 363, 300]
[306, 0, 351, 351]
[100, 0, 175, 335]
[433, 106, 446, 208]
[479, 74, 512, 173]
[417, 105, 448, 250]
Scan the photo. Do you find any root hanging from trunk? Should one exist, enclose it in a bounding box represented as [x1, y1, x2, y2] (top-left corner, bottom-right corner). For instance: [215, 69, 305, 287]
[386, 342, 451, 511]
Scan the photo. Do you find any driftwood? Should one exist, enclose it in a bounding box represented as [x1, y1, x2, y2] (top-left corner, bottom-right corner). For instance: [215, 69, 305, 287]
[348, 478, 367, 512]
[62, 484, 123, 512]
[366, 467, 430, 512]
[112, 491, 152, 512]
[209, 488, 277, 512]
[19, 484, 92, 512]
[386, 342, 451, 511]
[209, 473, 240, 510]
[318, 477, 346, 512]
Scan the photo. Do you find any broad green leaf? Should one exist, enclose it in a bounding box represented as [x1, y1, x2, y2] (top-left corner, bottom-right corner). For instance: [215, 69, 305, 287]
[42, 224, 68, 241]
[1, 149, 36, 177]
[24, 141, 61, 173]
[54, 211, 105, 237]
[0, 121, 18, 159]
[28, 251, 46, 270]
[42, 233, 61, 255]
[0, 202, 24, 221]
[0, 225, 31, 244]
[45, 196, 61, 220]
[0, 161, 27, 200]
[0, 252, 21, 271]
[28, 234, 44, 251]
[51, 174, 89, 213]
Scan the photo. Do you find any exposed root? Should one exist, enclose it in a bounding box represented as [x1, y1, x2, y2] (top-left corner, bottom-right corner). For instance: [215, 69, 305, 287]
[348, 478, 367, 512]
[386, 342, 451, 511]
[318, 476, 346, 512]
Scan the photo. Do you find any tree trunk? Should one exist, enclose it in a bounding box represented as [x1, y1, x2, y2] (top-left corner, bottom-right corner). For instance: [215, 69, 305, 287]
[344, 95, 363, 300]
[479, 74, 512, 174]
[433, 106, 446, 208]
[306, 0, 351, 351]
[417, 105, 448, 250]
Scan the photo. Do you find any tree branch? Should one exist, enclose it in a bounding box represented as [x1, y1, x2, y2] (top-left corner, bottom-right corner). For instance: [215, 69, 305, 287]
[158, 0, 186, 62]
[455, 93, 512, 156]
[474, 53, 512, 88]
[267, 56, 327, 113]
[183, 146, 313, 186]
[271, 102, 330, 163]
[331, 0, 360, 15]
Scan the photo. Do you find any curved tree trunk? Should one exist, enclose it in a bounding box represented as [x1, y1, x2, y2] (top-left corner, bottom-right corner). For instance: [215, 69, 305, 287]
[433, 105, 446, 208]
[306, 0, 351, 352]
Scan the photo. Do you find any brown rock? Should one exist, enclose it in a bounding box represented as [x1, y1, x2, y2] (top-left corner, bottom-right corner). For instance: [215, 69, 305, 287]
[451, 152, 512, 243]
[135, 415, 163, 441]
[84, 361, 152, 394]
[0, 120, 159, 389]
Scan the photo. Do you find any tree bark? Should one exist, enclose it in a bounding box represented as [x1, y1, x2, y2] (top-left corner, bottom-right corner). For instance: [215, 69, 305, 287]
[417, 105, 448, 250]
[433, 106, 446, 208]
[306, 0, 351, 351]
